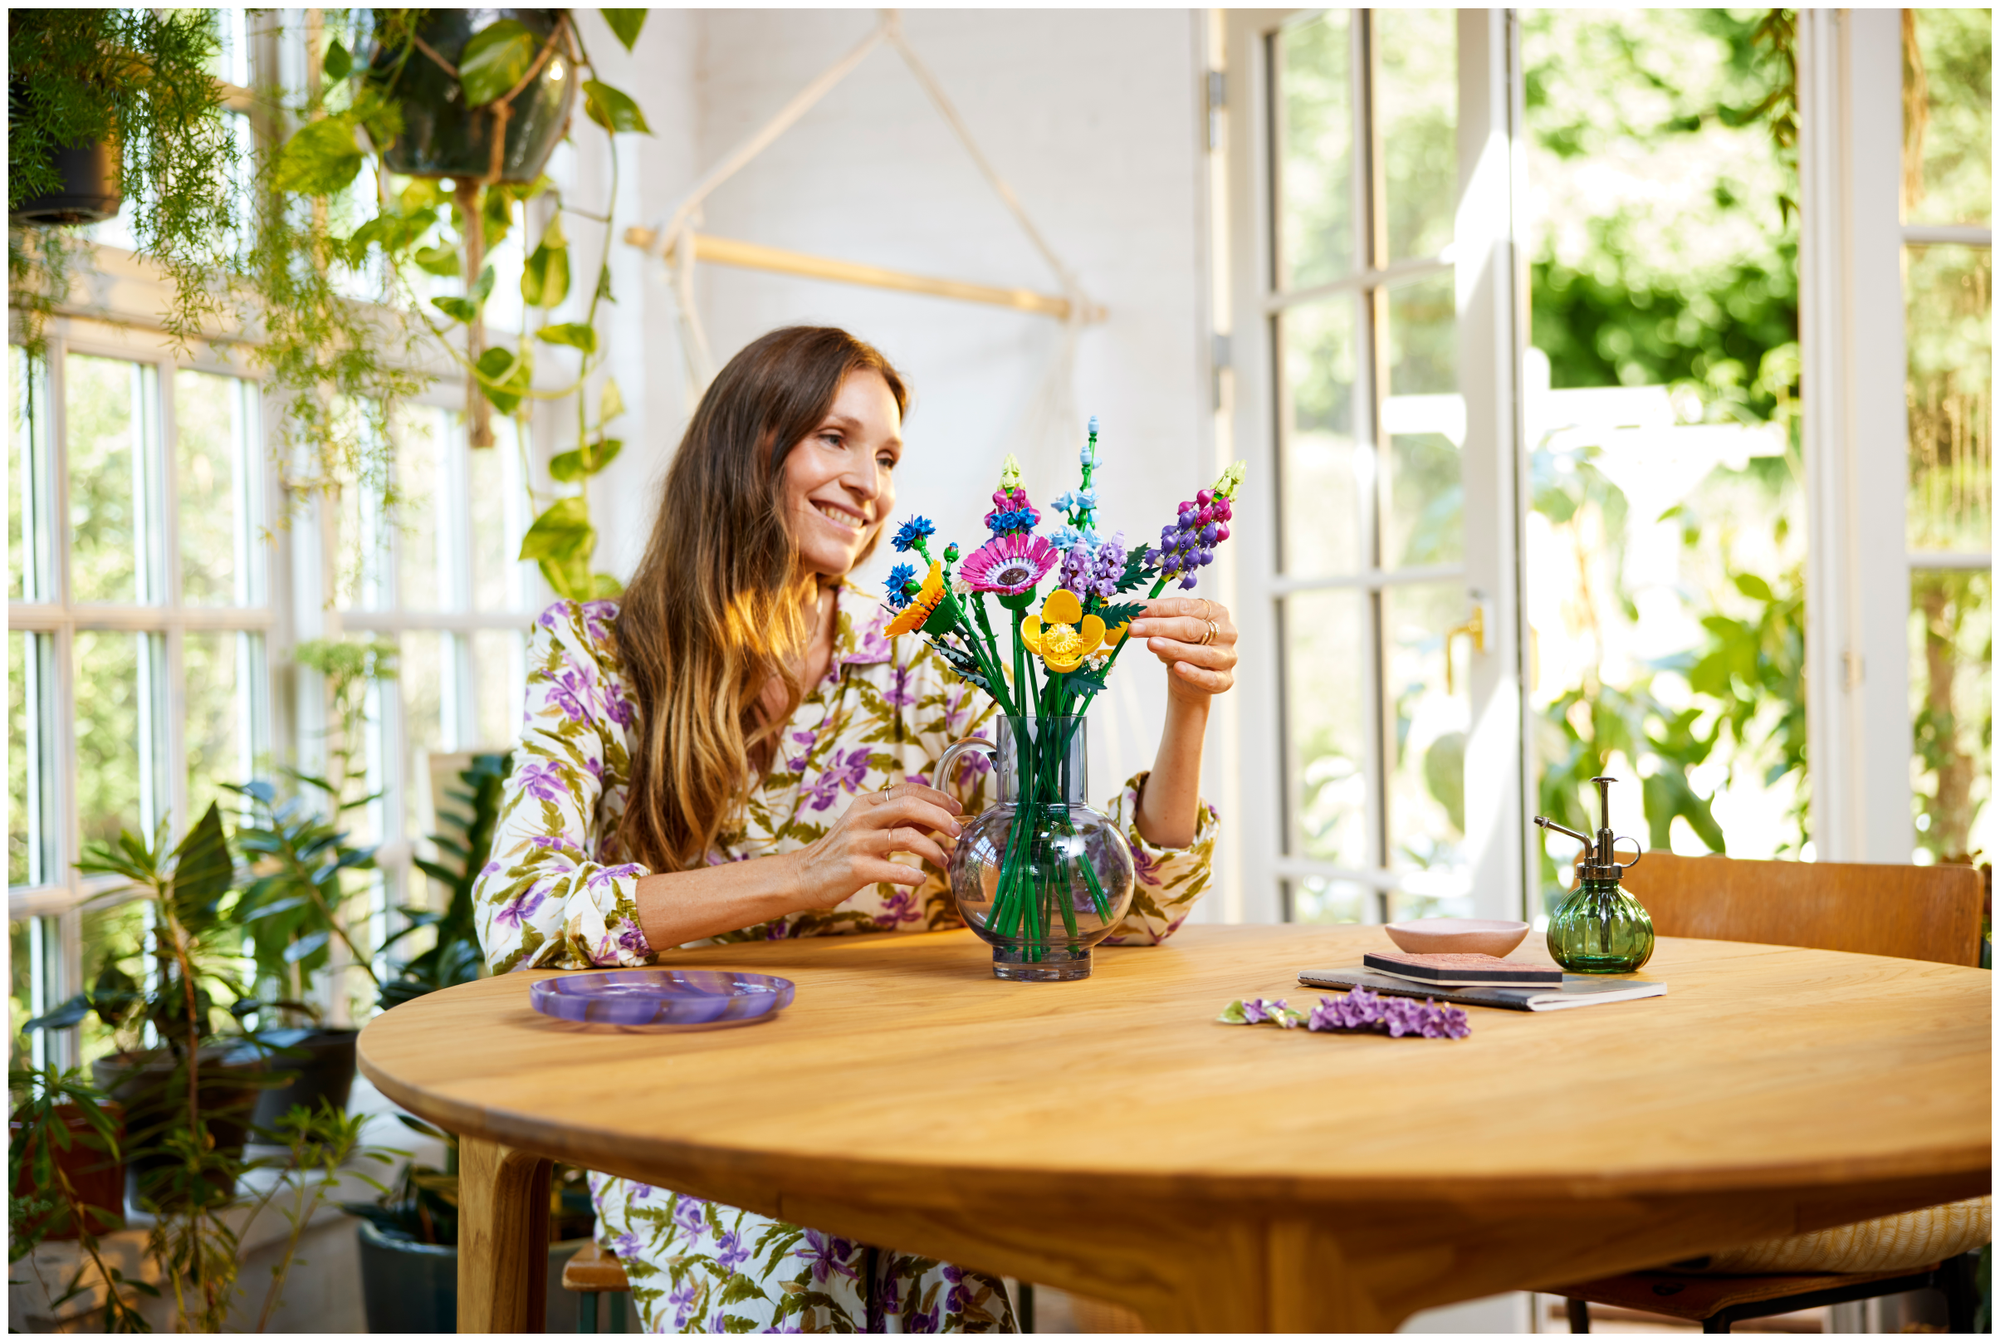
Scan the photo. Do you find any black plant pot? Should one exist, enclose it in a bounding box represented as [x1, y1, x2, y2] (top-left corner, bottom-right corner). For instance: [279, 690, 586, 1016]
[357, 1222, 594, 1331]
[365, 9, 575, 183]
[10, 135, 121, 225]
[249, 1026, 359, 1133]
[91, 1045, 265, 1210]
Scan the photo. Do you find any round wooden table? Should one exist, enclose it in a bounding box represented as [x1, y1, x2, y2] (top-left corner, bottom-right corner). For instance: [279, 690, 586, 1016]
[356, 924, 1990, 1332]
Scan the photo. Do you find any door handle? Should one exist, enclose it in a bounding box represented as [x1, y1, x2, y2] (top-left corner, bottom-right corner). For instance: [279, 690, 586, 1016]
[1445, 605, 1485, 695]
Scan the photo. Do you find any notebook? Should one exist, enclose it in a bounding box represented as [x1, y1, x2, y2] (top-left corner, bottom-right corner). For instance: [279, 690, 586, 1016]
[1298, 966, 1667, 1012]
[1361, 950, 1563, 987]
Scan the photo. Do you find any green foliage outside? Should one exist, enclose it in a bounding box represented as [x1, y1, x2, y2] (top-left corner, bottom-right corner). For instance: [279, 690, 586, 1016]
[1523, 8, 1808, 903]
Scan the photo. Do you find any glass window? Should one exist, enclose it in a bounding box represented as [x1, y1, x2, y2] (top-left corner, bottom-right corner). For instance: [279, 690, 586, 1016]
[1265, 14, 1467, 923]
[474, 629, 525, 750]
[176, 369, 260, 606]
[73, 631, 166, 852]
[1275, 11, 1356, 290]
[184, 630, 263, 822]
[67, 355, 159, 604]
[1910, 570, 1992, 865]
[1375, 8, 1458, 263]
[11, 348, 51, 602]
[396, 405, 447, 611]
[1902, 8, 1993, 229]
[1904, 244, 1992, 553]
[9, 631, 56, 888]
[77, 897, 150, 1067]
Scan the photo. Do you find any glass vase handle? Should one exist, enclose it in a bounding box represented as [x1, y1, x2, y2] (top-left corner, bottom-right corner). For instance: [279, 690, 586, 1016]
[934, 736, 998, 805]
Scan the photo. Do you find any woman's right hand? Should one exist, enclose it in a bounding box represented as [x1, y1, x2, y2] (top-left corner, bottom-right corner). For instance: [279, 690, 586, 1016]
[785, 782, 965, 910]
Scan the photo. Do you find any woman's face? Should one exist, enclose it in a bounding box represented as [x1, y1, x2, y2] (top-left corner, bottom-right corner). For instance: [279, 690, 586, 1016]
[783, 369, 902, 580]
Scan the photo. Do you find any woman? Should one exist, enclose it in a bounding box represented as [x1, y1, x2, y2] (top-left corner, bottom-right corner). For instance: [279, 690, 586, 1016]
[475, 326, 1239, 1333]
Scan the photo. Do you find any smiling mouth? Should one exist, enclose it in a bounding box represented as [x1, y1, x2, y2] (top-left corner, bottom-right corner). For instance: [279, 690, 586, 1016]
[813, 502, 866, 533]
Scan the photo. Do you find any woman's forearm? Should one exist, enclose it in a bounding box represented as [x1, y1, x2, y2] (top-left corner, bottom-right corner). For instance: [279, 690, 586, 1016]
[1135, 694, 1210, 848]
[632, 854, 805, 951]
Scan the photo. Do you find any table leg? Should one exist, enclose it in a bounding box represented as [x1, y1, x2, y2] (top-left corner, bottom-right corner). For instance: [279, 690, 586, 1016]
[457, 1135, 553, 1333]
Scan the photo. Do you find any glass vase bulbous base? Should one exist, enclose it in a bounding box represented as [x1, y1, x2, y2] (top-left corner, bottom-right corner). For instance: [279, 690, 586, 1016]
[950, 802, 1136, 983]
[990, 946, 1095, 981]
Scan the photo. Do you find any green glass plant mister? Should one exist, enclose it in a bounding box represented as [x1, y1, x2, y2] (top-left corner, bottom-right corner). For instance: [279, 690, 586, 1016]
[1534, 776, 1654, 973]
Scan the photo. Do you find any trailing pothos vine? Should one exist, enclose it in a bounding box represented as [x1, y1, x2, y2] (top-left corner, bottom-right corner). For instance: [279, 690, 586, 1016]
[266, 8, 651, 599]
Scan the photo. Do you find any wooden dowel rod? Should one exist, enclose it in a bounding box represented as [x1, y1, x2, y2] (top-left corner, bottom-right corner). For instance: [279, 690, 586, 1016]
[624, 226, 1103, 323]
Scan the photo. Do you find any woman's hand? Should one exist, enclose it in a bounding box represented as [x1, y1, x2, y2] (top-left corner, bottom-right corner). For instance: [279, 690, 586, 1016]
[785, 782, 964, 909]
[1126, 598, 1238, 706]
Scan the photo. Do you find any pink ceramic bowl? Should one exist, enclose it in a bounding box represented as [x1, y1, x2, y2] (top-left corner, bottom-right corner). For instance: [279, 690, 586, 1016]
[1384, 918, 1531, 957]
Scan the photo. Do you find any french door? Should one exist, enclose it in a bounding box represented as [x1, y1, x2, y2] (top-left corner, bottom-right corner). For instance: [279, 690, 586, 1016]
[1223, 9, 1527, 925]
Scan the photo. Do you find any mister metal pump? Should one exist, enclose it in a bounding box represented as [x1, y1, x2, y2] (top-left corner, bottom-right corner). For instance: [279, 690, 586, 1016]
[1533, 776, 1655, 973]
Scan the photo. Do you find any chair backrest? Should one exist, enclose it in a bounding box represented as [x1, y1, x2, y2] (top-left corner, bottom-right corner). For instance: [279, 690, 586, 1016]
[1622, 852, 1984, 966]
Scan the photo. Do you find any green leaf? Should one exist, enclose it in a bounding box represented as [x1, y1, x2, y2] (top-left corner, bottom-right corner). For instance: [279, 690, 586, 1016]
[520, 218, 570, 308]
[590, 572, 625, 599]
[431, 296, 476, 324]
[476, 346, 532, 414]
[1733, 572, 1775, 602]
[475, 347, 517, 384]
[582, 79, 651, 135]
[471, 265, 495, 306]
[535, 322, 596, 353]
[601, 10, 648, 50]
[599, 378, 626, 425]
[594, 263, 614, 304]
[271, 116, 366, 196]
[170, 803, 235, 925]
[415, 244, 461, 278]
[458, 19, 536, 108]
[549, 438, 622, 482]
[480, 184, 515, 248]
[519, 496, 595, 562]
[323, 36, 353, 82]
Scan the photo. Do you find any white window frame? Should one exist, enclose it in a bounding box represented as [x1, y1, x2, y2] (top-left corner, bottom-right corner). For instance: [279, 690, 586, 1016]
[1797, 8, 1992, 863]
[1221, 8, 1527, 926]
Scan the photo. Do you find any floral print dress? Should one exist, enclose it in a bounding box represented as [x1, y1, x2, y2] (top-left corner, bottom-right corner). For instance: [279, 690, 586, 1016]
[474, 586, 1218, 1333]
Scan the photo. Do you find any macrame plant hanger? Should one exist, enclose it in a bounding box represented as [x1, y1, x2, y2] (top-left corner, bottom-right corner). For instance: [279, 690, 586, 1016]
[624, 10, 1103, 457]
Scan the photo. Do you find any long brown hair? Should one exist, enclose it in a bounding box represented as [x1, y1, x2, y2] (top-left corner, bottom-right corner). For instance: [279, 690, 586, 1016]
[614, 327, 909, 871]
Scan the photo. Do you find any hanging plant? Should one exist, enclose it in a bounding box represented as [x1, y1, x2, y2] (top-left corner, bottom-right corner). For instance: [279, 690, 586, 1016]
[6, 9, 243, 355]
[263, 8, 652, 599]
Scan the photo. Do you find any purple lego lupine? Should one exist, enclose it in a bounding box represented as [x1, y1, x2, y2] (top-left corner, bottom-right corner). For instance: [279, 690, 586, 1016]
[1240, 997, 1287, 1024]
[1151, 490, 1234, 590]
[1303, 988, 1471, 1039]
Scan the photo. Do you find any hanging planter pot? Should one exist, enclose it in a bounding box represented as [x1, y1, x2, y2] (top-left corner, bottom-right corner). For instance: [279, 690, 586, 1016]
[8, 134, 121, 225]
[364, 9, 576, 184]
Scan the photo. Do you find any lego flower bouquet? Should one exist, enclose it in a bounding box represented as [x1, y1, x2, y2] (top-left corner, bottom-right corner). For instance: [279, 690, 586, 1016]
[883, 419, 1245, 980]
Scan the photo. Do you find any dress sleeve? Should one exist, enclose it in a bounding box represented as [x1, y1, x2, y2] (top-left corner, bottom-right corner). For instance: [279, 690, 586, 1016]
[474, 602, 655, 973]
[1098, 770, 1219, 946]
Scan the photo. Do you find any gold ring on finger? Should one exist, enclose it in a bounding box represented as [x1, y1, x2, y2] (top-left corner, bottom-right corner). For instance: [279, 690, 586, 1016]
[1200, 619, 1219, 647]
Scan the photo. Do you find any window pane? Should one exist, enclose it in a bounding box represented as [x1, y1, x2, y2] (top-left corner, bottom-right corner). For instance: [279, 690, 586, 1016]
[10, 916, 59, 1073]
[1384, 273, 1463, 568]
[78, 897, 149, 1067]
[401, 630, 446, 837]
[11, 347, 51, 602]
[10, 631, 57, 888]
[68, 355, 157, 604]
[185, 630, 261, 823]
[1383, 582, 1470, 902]
[1275, 11, 1355, 290]
[1376, 8, 1458, 262]
[474, 628, 524, 751]
[1278, 298, 1365, 575]
[471, 418, 522, 611]
[1906, 244, 1992, 553]
[74, 630, 166, 851]
[1903, 9, 1993, 228]
[396, 405, 446, 611]
[176, 369, 259, 606]
[1290, 876, 1369, 925]
[1284, 589, 1370, 868]
[1910, 569, 1992, 864]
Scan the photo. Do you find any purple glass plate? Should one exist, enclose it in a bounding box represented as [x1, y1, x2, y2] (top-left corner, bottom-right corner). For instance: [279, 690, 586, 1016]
[529, 969, 795, 1029]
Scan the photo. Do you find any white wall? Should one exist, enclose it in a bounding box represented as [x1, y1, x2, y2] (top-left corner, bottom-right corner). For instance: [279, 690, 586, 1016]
[583, 10, 1231, 910]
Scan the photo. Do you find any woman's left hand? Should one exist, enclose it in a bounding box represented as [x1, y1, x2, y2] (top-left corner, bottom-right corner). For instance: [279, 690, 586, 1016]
[1125, 598, 1238, 705]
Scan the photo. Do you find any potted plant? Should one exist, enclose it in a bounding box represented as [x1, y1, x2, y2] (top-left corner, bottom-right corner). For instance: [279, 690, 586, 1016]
[260, 7, 652, 597]
[7, 1066, 151, 1331]
[7, 9, 242, 354]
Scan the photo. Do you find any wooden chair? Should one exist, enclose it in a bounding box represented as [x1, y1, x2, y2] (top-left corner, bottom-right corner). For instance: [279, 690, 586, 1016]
[1553, 852, 1988, 1333]
[561, 1242, 632, 1333]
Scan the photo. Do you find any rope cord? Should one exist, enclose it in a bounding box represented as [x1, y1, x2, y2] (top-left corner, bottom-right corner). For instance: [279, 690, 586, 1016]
[644, 9, 1097, 410]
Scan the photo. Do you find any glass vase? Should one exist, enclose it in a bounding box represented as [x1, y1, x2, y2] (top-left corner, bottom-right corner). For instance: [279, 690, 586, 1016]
[1546, 877, 1655, 973]
[938, 716, 1135, 981]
